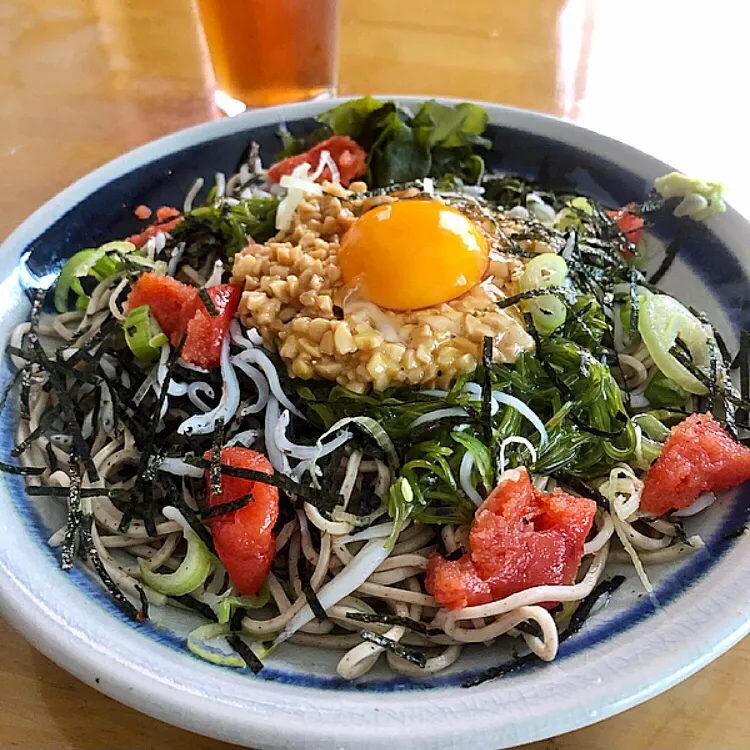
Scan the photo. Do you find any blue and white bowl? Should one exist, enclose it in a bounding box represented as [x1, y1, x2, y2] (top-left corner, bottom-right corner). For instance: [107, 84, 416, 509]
[1, 97, 749, 749]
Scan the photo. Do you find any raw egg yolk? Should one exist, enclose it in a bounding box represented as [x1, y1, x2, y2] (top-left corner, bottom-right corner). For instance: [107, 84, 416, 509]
[338, 201, 489, 311]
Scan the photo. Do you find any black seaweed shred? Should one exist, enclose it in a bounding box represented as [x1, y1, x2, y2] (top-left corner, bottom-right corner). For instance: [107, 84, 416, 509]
[481, 336, 495, 483]
[359, 631, 427, 668]
[62, 316, 120, 369]
[555, 474, 608, 509]
[200, 492, 254, 520]
[445, 547, 466, 562]
[561, 575, 626, 641]
[0, 461, 45, 476]
[187, 458, 332, 505]
[227, 634, 264, 673]
[31, 339, 98, 481]
[649, 226, 683, 285]
[738, 330, 750, 425]
[123, 335, 186, 532]
[61, 450, 82, 570]
[462, 575, 625, 687]
[170, 593, 218, 621]
[161, 474, 216, 555]
[26, 485, 127, 499]
[198, 287, 218, 317]
[135, 584, 150, 622]
[298, 553, 327, 623]
[79, 515, 140, 620]
[209, 417, 225, 498]
[629, 267, 640, 333]
[11, 406, 61, 458]
[346, 612, 442, 637]
[723, 525, 748, 540]
[229, 606, 247, 632]
[45, 442, 59, 473]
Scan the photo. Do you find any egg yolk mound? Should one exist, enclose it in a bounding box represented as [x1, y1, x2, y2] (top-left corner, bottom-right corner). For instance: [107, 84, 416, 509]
[339, 200, 489, 311]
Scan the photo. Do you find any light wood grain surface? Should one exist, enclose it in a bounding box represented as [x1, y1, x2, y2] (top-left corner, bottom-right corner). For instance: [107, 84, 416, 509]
[1, 0, 749, 747]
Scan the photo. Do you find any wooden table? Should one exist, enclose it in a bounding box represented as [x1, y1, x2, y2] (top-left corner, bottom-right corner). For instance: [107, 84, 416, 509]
[1, 0, 749, 747]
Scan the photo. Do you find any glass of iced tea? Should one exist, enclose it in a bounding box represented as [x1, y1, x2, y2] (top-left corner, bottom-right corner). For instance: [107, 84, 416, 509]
[196, 0, 339, 115]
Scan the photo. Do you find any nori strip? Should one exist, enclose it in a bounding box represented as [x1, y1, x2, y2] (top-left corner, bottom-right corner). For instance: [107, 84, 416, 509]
[161, 474, 216, 554]
[629, 267, 640, 333]
[723, 525, 747, 540]
[555, 474, 608, 509]
[0, 461, 45, 476]
[124, 335, 186, 532]
[198, 287, 218, 317]
[481, 336, 496, 484]
[298, 554, 326, 623]
[11, 406, 61, 457]
[26, 486, 125, 498]
[738, 330, 750, 425]
[187, 458, 332, 505]
[79, 515, 140, 620]
[445, 547, 466, 562]
[210, 417, 225, 497]
[31, 338, 98, 481]
[649, 227, 683, 285]
[346, 612, 442, 637]
[62, 316, 120, 369]
[359, 631, 427, 668]
[227, 634, 264, 673]
[45, 442, 59, 473]
[61, 452, 82, 570]
[229, 606, 247, 632]
[135, 584, 150, 622]
[200, 492, 253, 520]
[560, 575, 625, 641]
[462, 575, 625, 687]
[170, 593, 218, 621]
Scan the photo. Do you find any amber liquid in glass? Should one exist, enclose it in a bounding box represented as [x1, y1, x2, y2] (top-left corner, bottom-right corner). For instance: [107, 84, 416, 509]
[197, 0, 338, 109]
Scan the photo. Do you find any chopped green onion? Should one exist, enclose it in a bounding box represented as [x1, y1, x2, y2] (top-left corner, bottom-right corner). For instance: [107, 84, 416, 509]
[138, 526, 213, 596]
[216, 588, 271, 624]
[123, 304, 168, 362]
[187, 623, 246, 668]
[633, 413, 672, 442]
[519, 254, 569, 335]
[638, 294, 712, 395]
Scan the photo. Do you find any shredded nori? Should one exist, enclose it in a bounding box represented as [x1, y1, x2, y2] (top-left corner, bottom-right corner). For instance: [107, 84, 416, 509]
[0, 461, 45, 476]
[227, 634, 264, 673]
[359, 630, 427, 668]
[649, 227, 683, 285]
[31, 338, 98, 481]
[11, 406, 61, 457]
[629, 267, 640, 333]
[738, 330, 750, 425]
[187, 457, 331, 504]
[161, 474, 216, 554]
[61, 451, 82, 570]
[346, 612, 442, 637]
[135, 584, 150, 622]
[445, 547, 466, 562]
[481, 336, 495, 483]
[462, 575, 625, 687]
[723, 525, 748, 540]
[299, 554, 327, 622]
[209, 417, 225, 498]
[123, 334, 186, 532]
[229, 606, 247, 632]
[170, 593, 219, 621]
[79, 515, 140, 620]
[198, 287, 218, 317]
[200, 492, 253, 520]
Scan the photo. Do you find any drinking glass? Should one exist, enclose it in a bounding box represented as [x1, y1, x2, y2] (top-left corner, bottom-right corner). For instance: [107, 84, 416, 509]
[196, 0, 339, 115]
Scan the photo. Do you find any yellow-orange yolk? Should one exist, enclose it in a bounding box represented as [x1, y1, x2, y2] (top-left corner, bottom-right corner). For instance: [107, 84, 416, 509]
[338, 200, 489, 311]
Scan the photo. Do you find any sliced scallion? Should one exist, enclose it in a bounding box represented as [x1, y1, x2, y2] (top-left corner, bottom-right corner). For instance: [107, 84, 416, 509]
[123, 304, 168, 362]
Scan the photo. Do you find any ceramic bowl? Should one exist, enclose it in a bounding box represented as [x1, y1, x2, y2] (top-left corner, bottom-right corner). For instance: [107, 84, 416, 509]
[1, 97, 749, 749]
